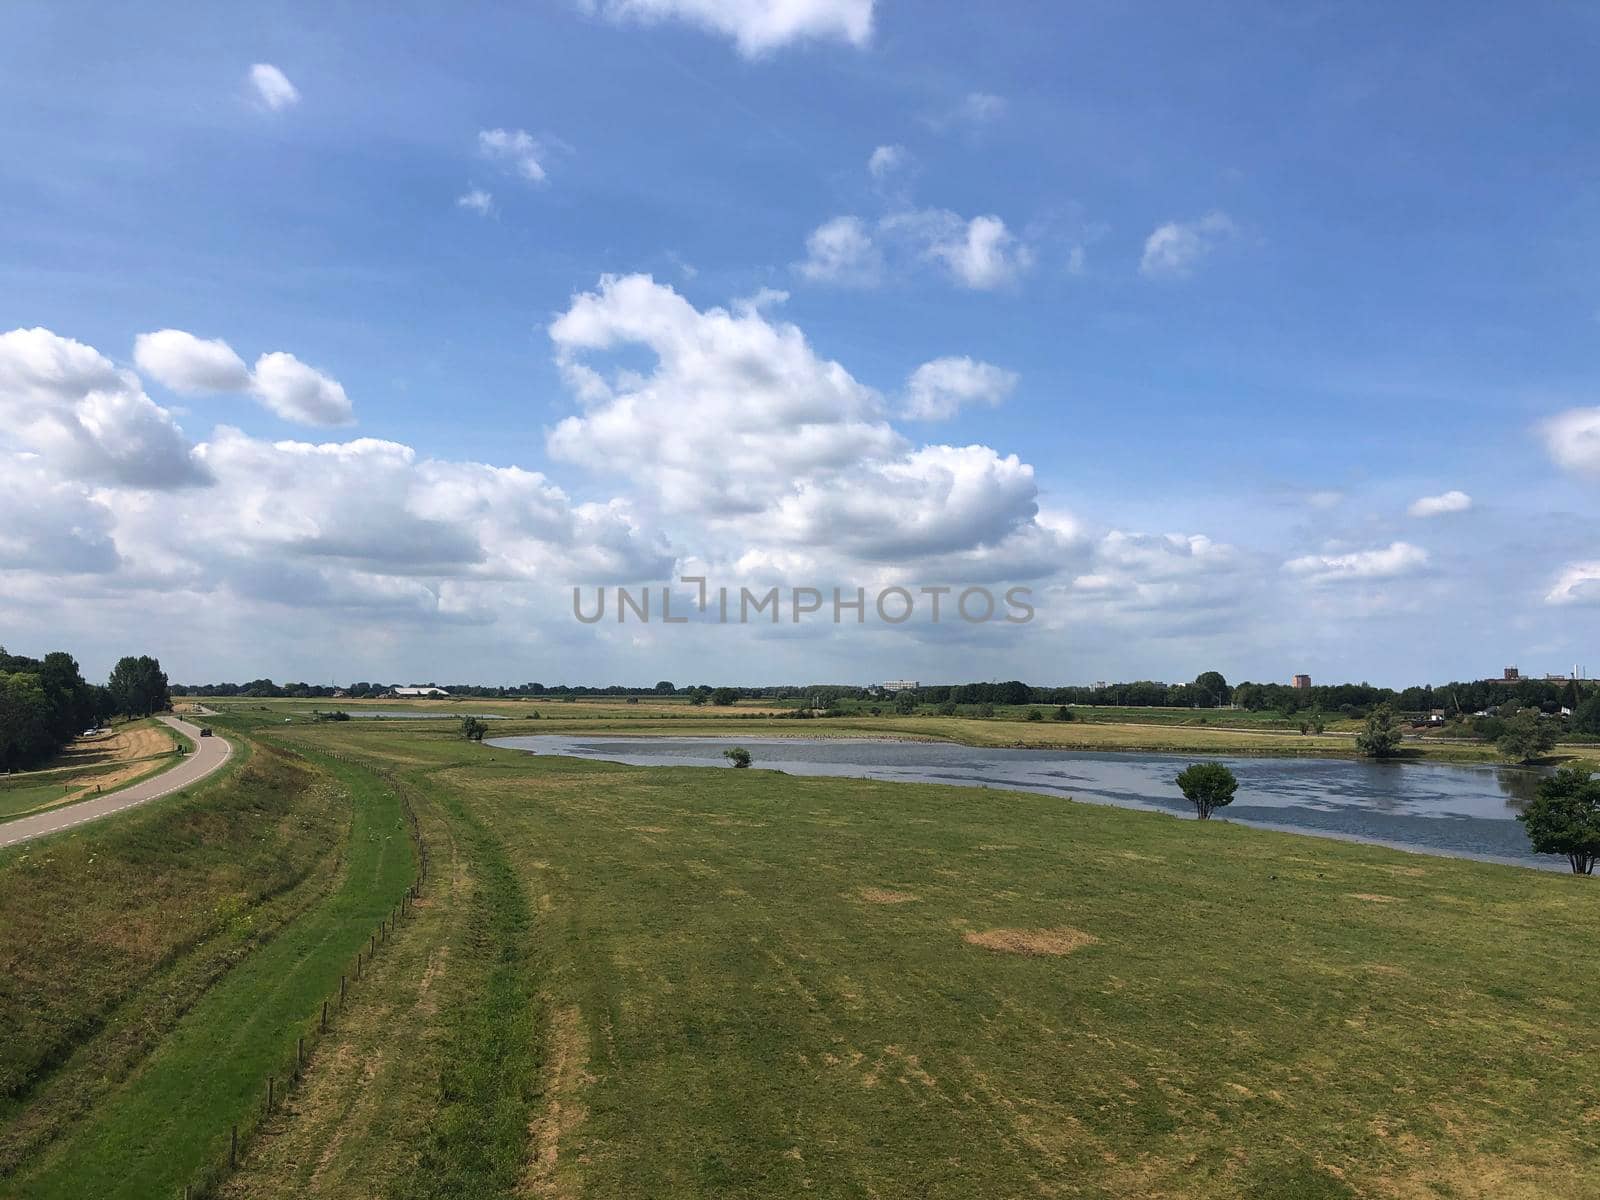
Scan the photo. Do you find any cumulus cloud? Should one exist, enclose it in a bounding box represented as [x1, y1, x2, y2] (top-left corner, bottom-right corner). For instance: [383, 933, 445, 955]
[886, 210, 1034, 289]
[902, 356, 1018, 420]
[478, 128, 549, 183]
[0, 457, 120, 574]
[1408, 489, 1472, 518]
[770, 444, 1038, 559]
[248, 64, 300, 111]
[578, 0, 873, 56]
[135, 330, 252, 394]
[135, 330, 353, 426]
[548, 273, 900, 513]
[1140, 211, 1236, 279]
[0, 327, 209, 489]
[1541, 407, 1600, 474]
[457, 189, 494, 215]
[1283, 541, 1428, 583]
[795, 216, 882, 285]
[251, 352, 354, 426]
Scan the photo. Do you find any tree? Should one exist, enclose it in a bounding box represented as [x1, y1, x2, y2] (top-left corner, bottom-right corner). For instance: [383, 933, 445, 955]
[723, 746, 752, 768]
[1193, 671, 1230, 708]
[1569, 691, 1600, 736]
[654, 680, 675, 694]
[1026, 708, 1043, 722]
[460, 716, 488, 741]
[893, 691, 917, 715]
[710, 687, 739, 706]
[108, 655, 169, 718]
[1355, 704, 1404, 758]
[1054, 705, 1074, 722]
[1497, 708, 1558, 764]
[1175, 761, 1239, 819]
[1518, 767, 1600, 874]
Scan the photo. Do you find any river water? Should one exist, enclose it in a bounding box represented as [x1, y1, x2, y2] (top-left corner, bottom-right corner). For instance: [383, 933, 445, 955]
[488, 734, 1555, 870]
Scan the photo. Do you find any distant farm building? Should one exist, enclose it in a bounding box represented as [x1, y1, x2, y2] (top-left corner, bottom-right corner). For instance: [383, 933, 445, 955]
[390, 685, 449, 698]
[1292, 674, 1311, 690]
[879, 680, 920, 693]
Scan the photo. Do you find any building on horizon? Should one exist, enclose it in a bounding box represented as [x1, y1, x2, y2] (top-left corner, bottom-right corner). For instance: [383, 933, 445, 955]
[879, 680, 919, 693]
[390, 685, 449, 697]
[1292, 674, 1311, 690]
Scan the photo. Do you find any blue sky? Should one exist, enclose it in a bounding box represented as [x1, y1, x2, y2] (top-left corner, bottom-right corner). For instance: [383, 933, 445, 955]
[3, 0, 1600, 687]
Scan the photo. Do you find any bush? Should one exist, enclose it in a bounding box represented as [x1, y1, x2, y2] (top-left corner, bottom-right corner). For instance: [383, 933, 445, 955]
[1519, 767, 1600, 873]
[1053, 706, 1074, 722]
[1174, 761, 1239, 820]
[460, 716, 488, 741]
[1356, 705, 1403, 758]
[1026, 708, 1043, 722]
[723, 747, 752, 768]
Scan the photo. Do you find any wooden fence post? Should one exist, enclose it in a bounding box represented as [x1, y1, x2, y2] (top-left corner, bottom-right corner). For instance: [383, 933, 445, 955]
[321, 999, 328, 1032]
[267, 1076, 274, 1112]
[230, 1124, 238, 1169]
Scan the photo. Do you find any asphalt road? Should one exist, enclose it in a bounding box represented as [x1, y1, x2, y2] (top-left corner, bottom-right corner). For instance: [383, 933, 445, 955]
[0, 715, 234, 849]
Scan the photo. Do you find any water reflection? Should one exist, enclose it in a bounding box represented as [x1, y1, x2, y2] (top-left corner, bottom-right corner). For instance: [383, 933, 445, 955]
[488, 734, 1556, 870]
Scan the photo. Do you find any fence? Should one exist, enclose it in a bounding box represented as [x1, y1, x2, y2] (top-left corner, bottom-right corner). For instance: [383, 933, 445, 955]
[179, 783, 430, 1199]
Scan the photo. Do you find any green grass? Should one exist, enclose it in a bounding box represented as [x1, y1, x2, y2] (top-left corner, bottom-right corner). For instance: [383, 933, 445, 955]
[220, 720, 1600, 1199]
[0, 729, 415, 1199]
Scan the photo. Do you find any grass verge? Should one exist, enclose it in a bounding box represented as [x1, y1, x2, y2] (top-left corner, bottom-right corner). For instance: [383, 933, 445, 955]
[4, 742, 415, 1199]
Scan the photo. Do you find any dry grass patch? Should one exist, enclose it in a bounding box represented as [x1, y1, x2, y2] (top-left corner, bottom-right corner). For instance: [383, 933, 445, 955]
[1348, 893, 1402, 904]
[856, 887, 918, 905]
[962, 925, 1098, 957]
[521, 1004, 591, 1199]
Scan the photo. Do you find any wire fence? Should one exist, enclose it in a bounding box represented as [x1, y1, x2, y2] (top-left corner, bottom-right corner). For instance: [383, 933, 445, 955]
[179, 780, 430, 1199]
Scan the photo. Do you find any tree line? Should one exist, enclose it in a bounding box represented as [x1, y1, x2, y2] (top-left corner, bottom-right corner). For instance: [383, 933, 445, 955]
[0, 648, 170, 771]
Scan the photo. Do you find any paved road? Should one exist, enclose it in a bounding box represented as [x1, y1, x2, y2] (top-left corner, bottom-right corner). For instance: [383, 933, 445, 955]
[0, 715, 234, 849]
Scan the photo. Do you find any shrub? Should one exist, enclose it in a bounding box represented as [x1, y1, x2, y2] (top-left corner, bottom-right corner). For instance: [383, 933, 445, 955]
[1026, 708, 1043, 722]
[723, 747, 752, 768]
[1053, 706, 1074, 722]
[460, 716, 488, 741]
[1174, 761, 1239, 820]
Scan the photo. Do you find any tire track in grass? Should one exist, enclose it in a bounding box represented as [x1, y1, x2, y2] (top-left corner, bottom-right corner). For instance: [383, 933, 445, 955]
[10, 751, 415, 1200]
[392, 782, 543, 1200]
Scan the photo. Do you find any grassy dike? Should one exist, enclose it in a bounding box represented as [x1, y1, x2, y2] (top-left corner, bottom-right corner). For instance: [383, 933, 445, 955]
[0, 718, 416, 1199]
[218, 719, 1600, 1199]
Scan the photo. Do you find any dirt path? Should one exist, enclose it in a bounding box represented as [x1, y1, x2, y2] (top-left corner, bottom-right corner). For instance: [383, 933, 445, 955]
[0, 716, 233, 848]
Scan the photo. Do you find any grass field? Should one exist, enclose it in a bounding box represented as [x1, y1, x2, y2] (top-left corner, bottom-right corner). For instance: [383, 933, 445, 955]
[134, 717, 1600, 1200]
[0, 718, 182, 821]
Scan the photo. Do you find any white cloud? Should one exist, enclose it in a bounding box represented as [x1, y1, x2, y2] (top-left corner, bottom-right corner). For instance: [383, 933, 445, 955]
[134, 330, 353, 427]
[248, 64, 300, 111]
[457, 189, 494, 215]
[867, 144, 907, 181]
[1408, 489, 1472, 518]
[770, 444, 1038, 559]
[0, 456, 120, 574]
[251, 352, 354, 427]
[135, 330, 252, 394]
[0, 327, 209, 489]
[1283, 541, 1428, 583]
[579, 0, 873, 56]
[887, 210, 1034, 289]
[1546, 562, 1600, 606]
[1139, 211, 1236, 279]
[795, 216, 882, 286]
[902, 356, 1018, 420]
[548, 273, 899, 513]
[478, 129, 549, 184]
[1541, 407, 1600, 474]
